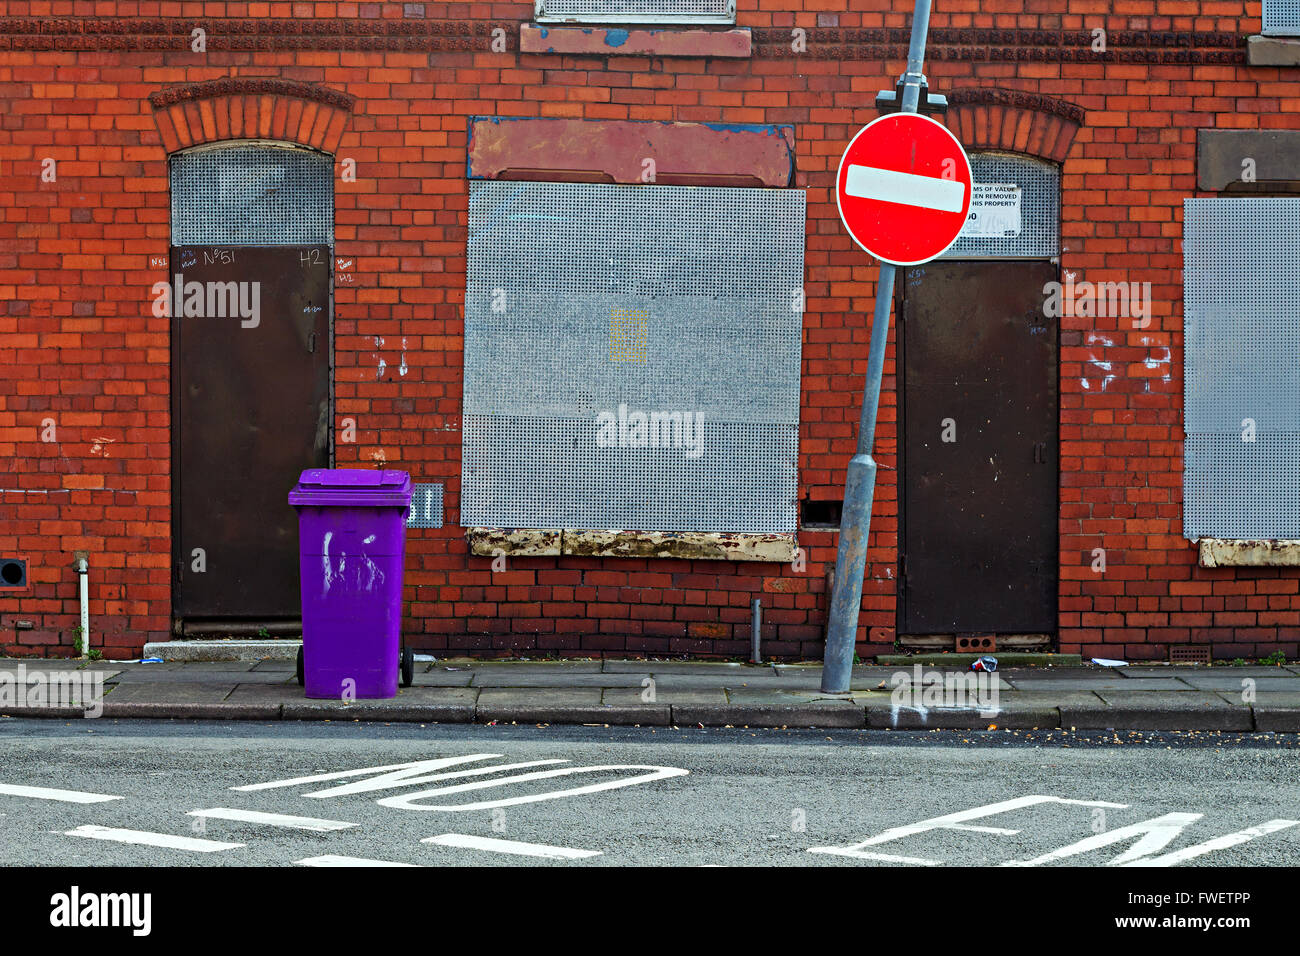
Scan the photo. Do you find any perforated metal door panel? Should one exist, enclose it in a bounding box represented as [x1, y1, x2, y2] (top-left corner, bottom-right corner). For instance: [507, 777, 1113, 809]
[535, 0, 735, 23]
[940, 152, 1059, 260]
[171, 144, 333, 246]
[462, 181, 805, 533]
[1264, 0, 1300, 36]
[1183, 198, 1300, 539]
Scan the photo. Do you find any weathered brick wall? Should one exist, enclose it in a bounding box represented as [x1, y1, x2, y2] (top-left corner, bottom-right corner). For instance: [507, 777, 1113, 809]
[0, 1, 1294, 662]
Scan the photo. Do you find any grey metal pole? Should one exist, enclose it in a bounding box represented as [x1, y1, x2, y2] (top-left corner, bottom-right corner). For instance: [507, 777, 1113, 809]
[821, 0, 934, 694]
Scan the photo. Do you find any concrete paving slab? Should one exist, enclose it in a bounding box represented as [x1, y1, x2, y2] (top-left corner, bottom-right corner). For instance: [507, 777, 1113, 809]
[476, 688, 603, 707]
[867, 703, 1059, 730]
[469, 672, 647, 688]
[602, 660, 752, 675]
[1181, 676, 1300, 691]
[672, 702, 865, 729]
[282, 686, 477, 723]
[1064, 691, 1253, 731]
[1078, 678, 1196, 691]
[601, 687, 727, 706]
[444, 660, 605, 673]
[103, 681, 236, 703]
[251, 660, 296, 672]
[410, 669, 475, 687]
[108, 668, 291, 684]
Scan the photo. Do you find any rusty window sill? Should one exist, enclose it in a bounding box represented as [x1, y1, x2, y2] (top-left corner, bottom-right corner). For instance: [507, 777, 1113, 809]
[467, 528, 795, 562]
[519, 25, 752, 58]
[1198, 538, 1300, 568]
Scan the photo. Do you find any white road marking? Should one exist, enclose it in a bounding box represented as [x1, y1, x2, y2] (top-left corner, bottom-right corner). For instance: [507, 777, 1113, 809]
[810, 795, 1128, 865]
[945, 823, 1020, 835]
[295, 855, 419, 868]
[0, 784, 122, 804]
[845, 164, 967, 213]
[1126, 819, 1300, 867]
[377, 764, 690, 812]
[423, 833, 601, 860]
[63, 825, 243, 852]
[187, 808, 357, 832]
[234, 755, 689, 813]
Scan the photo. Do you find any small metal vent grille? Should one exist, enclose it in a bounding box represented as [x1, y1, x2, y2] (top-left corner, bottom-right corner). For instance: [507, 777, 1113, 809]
[407, 483, 444, 529]
[1264, 0, 1300, 36]
[1184, 198, 1300, 539]
[170, 144, 333, 246]
[535, 0, 735, 23]
[462, 180, 805, 533]
[940, 152, 1059, 260]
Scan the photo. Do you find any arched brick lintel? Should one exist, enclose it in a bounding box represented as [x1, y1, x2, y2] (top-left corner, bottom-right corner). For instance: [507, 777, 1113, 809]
[943, 88, 1085, 165]
[149, 78, 355, 155]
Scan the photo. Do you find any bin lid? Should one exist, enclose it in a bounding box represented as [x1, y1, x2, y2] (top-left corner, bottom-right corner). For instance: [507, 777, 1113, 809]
[289, 469, 412, 508]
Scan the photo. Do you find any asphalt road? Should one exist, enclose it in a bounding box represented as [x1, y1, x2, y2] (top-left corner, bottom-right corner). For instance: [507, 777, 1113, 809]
[1, 718, 1298, 867]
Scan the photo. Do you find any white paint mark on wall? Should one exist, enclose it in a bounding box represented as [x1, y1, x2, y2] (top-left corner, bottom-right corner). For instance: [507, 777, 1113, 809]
[423, 833, 601, 860]
[63, 825, 244, 852]
[0, 784, 122, 804]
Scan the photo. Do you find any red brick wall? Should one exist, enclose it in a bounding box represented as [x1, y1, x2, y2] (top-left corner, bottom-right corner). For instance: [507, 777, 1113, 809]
[0, 2, 1295, 662]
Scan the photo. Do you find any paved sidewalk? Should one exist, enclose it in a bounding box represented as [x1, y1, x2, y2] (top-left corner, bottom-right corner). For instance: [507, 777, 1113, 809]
[2, 657, 1299, 731]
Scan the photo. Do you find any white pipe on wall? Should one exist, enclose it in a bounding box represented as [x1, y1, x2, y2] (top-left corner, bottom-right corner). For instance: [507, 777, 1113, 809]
[76, 558, 89, 657]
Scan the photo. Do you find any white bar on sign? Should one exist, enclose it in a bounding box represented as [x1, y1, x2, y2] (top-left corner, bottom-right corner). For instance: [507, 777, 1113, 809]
[0, 784, 123, 804]
[845, 164, 967, 213]
[63, 824, 244, 852]
[187, 808, 357, 832]
[423, 833, 602, 860]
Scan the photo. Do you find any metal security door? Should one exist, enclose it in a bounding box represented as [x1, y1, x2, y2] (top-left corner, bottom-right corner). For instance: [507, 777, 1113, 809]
[898, 259, 1058, 634]
[172, 245, 330, 618]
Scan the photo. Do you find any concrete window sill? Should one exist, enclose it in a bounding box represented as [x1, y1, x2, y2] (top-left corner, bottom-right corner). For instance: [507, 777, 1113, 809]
[519, 24, 752, 58]
[467, 527, 795, 562]
[1198, 538, 1300, 567]
[1247, 35, 1300, 66]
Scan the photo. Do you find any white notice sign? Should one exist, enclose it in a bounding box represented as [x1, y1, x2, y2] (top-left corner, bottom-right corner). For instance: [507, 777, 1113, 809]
[964, 183, 1021, 238]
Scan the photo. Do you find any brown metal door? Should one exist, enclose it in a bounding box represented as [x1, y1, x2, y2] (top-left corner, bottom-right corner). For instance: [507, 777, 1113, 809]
[898, 259, 1058, 634]
[172, 245, 330, 619]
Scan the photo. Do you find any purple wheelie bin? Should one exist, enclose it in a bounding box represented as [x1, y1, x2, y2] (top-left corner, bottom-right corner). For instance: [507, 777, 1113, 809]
[288, 469, 413, 699]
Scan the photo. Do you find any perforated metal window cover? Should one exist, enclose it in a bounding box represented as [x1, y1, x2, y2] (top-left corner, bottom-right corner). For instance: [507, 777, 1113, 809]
[940, 152, 1059, 260]
[462, 180, 805, 534]
[1183, 198, 1300, 539]
[407, 483, 444, 529]
[170, 143, 333, 247]
[1264, 0, 1300, 36]
[535, 0, 735, 23]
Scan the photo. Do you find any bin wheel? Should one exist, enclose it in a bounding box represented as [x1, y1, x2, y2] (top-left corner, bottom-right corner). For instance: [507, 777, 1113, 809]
[296, 645, 304, 686]
[401, 645, 414, 688]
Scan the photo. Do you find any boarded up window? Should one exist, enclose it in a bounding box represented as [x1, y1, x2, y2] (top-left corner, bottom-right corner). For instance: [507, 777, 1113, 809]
[1264, 0, 1300, 36]
[1183, 197, 1300, 538]
[461, 181, 805, 533]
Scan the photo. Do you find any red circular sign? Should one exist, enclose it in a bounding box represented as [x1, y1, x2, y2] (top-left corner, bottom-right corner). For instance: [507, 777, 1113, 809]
[835, 113, 973, 266]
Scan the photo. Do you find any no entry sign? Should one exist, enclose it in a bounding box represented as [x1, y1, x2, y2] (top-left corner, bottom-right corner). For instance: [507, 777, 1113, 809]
[835, 112, 973, 266]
